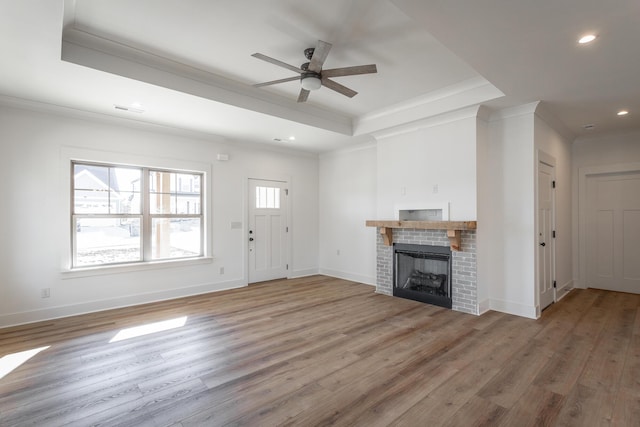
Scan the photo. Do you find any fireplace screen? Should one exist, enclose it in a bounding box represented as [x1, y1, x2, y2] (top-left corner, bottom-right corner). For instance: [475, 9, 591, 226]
[393, 243, 452, 308]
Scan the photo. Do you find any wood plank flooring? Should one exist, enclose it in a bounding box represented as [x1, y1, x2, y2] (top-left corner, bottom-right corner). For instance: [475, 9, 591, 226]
[0, 275, 639, 426]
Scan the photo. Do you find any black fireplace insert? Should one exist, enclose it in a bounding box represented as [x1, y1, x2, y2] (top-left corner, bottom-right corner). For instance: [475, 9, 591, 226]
[393, 243, 452, 309]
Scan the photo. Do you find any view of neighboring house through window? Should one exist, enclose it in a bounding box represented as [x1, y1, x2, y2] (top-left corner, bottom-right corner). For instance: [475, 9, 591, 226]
[72, 161, 203, 268]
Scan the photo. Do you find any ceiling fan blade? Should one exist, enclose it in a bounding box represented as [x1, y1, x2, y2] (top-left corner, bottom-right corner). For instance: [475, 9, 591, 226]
[308, 40, 332, 73]
[251, 53, 302, 74]
[253, 76, 300, 88]
[297, 89, 310, 102]
[322, 64, 377, 78]
[321, 77, 357, 98]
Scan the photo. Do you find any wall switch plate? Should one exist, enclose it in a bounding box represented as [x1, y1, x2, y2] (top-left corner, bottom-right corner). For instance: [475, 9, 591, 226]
[41, 288, 50, 298]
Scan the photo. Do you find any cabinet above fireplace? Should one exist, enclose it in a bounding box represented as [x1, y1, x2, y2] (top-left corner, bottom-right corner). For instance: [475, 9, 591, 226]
[365, 220, 477, 251]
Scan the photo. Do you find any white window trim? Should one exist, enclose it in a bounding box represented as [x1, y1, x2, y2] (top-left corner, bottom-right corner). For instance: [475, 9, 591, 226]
[60, 146, 213, 275]
[61, 256, 213, 279]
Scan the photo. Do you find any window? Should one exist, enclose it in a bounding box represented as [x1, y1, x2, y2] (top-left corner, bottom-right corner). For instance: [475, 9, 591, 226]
[255, 186, 280, 209]
[72, 161, 203, 268]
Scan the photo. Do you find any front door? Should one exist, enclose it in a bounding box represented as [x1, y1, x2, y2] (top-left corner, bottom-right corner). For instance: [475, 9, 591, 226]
[538, 155, 556, 310]
[586, 171, 640, 293]
[248, 179, 288, 283]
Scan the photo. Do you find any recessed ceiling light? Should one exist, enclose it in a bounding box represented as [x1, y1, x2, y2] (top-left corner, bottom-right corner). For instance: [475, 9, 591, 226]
[578, 34, 597, 44]
[288, 136, 296, 141]
[617, 110, 629, 116]
[131, 102, 144, 109]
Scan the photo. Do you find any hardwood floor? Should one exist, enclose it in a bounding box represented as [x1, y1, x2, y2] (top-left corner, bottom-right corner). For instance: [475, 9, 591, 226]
[1, 275, 639, 426]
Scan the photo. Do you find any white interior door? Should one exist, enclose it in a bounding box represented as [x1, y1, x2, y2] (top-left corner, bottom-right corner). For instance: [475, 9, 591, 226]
[248, 179, 288, 284]
[537, 157, 556, 310]
[586, 172, 640, 294]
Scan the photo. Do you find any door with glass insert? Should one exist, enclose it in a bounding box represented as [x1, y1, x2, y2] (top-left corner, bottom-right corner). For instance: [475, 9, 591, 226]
[248, 179, 288, 283]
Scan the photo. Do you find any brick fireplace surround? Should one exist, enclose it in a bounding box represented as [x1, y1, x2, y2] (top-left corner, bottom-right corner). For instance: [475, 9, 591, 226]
[374, 228, 478, 315]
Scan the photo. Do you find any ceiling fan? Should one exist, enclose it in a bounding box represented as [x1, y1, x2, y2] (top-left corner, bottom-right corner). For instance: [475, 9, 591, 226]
[251, 40, 377, 102]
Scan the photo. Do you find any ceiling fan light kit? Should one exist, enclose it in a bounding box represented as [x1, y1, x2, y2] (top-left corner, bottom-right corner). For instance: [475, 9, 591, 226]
[252, 40, 377, 102]
[301, 74, 322, 91]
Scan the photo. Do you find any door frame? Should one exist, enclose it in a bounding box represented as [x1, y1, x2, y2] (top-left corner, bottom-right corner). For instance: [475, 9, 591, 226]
[535, 150, 557, 314]
[577, 161, 640, 289]
[244, 175, 292, 284]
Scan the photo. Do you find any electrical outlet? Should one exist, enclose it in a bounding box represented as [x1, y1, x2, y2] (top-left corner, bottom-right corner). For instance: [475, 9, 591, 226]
[433, 184, 439, 194]
[41, 288, 50, 298]
[219, 266, 225, 275]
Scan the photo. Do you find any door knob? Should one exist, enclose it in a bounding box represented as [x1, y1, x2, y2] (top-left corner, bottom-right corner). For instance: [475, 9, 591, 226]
[540, 242, 546, 247]
[249, 237, 254, 241]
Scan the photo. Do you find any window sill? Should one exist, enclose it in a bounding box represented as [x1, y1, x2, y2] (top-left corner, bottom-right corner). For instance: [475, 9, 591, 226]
[61, 257, 213, 279]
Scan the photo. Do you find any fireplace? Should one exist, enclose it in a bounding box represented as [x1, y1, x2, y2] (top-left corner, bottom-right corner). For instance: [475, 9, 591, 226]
[371, 225, 478, 315]
[393, 243, 452, 309]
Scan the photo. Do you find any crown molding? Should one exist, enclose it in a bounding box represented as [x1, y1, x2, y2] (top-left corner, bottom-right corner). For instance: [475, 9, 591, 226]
[489, 101, 540, 121]
[319, 137, 377, 159]
[61, 27, 353, 136]
[0, 94, 228, 142]
[371, 105, 482, 140]
[353, 77, 503, 136]
[534, 102, 576, 141]
[0, 94, 318, 157]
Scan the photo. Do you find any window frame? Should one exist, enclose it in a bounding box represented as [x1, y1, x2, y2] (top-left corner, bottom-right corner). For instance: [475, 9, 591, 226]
[71, 160, 205, 269]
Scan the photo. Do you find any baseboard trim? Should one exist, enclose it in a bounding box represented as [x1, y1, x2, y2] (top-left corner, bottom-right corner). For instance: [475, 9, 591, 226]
[0, 279, 246, 329]
[489, 298, 537, 319]
[556, 279, 574, 301]
[289, 268, 320, 279]
[318, 268, 375, 286]
[478, 298, 491, 315]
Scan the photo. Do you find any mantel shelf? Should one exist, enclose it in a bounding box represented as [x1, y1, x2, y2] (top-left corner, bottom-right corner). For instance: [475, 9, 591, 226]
[365, 220, 477, 251]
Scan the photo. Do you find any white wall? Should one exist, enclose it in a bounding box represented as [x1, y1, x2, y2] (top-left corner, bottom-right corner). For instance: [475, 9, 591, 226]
[375, 110, 478, 220]
[317, 105, 559, 319]
[571, 131, 640, 287]
[0, 104, 319, 327]
[534, 113, 573, 298]
[1, 98, 583, 326]
[485, 105, 536, 318]
[319, 100, 576, 321]
[573, 131, 640, 167]
[318, 143, 377, 284]
[317, 109, 479, 290]
[475, 111, 491, 312]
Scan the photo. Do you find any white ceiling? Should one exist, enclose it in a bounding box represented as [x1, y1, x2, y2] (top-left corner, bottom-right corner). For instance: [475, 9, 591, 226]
[1, 0, 639, 152]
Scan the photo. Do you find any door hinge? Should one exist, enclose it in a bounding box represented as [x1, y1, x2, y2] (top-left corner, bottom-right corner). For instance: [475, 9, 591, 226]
[552, 230, 556, 238]
[285, 189, 289, 196]
[553, 280, 557, 288]
[552, 180, 556, 188]
[286, 264, 289, 270]
[286, 226, 289, 232]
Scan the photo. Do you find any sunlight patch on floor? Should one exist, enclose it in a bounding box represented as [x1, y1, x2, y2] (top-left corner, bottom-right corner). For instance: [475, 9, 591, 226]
[0, 346, 50, 380]
[109, 316, 187, 343]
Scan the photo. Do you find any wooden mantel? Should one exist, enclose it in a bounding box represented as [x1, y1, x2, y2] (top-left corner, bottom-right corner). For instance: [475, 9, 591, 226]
[365, 220, 477, 251]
